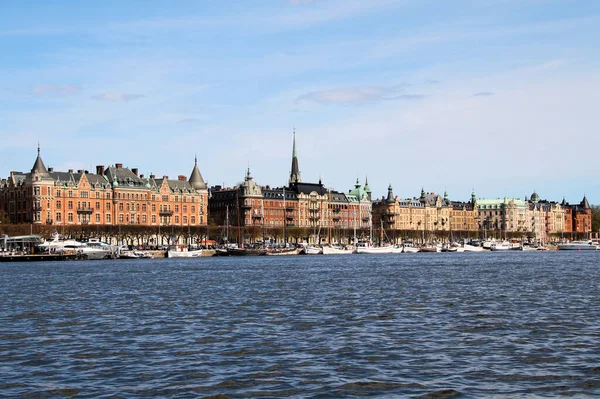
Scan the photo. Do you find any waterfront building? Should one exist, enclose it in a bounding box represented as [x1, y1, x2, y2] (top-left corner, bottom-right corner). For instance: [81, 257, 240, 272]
[0, 148, 208, 228]
[372, 186, 478, 243]
[208, 131, 370, 244]
[561, 196, 593, 239]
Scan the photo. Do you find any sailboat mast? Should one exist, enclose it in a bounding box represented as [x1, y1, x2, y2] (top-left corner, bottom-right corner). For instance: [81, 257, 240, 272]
[283, 186, 286, 245]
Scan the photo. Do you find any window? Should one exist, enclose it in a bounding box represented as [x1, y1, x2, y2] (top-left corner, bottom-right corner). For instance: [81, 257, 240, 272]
[68, 213, 73, 222]
[191, 216, 195, 224]
[191, 206, 195, 213]
[152, 215, 156, 223]
[119, 203, 124, 211]
[106, 214, 111, 223]
[175, 205, 179, 212]
[81, 191, 88, 198]
[142, 215, 146, 223]
[152, 204, 156, 212]
[68, 201, 73, 209]
[106, 203, 111, 210]
[56, 190, 61, 197]
[142, 204, 146, 211]
[183, 205, 187, 213]
[96, 202, 100, 210]
[183, 216, 187, 224]
[119, 214, 124, 223]
[56, 200, 62, 208]
[56, 212, 62, 222]
[95, 214, 100, 223]
[175, 216, 179, 224]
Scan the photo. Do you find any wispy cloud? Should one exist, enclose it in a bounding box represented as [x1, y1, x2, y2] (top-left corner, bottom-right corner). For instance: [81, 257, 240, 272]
[92, 92, 145, 102]
[474, 92, 494, 97]
[31, 84, 81, 95]
[296, 84, 423, 105]
[288, 0, 319, 5]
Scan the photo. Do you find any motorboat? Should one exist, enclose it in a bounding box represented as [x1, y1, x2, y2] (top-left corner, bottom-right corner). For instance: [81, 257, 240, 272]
[305, 246, 323, 255]
[79, 238, 116, 260]
[557, 241, 598, 251]
[402, 245, 420, 253]
[38, 235, 84, 254]
[463, 244, 484, 252]
[490, 242, 522, 251]
[167, 245, 203, 258]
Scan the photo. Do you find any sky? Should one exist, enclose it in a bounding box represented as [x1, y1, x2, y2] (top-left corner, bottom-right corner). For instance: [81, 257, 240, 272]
[1, 0, 599, 204]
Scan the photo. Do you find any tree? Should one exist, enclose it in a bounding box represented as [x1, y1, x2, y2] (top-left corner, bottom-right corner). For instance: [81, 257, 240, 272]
[592, 205, 600, 233]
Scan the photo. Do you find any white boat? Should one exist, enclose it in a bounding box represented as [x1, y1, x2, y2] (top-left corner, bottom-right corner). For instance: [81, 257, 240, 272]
[305, 246, 323, 255]
[490, 242, 522, 251]
[322, 246, 355, 255]
[79, 238, 116, 260]
[167, 245, 203, 258]
[557, 241, 598, 251]
[133, 251, 155, 259]
[119, 251, 140, 259]
[402, 245, 420, 253]
[38, 235, 84, 254]
[391, 246, 405, 254]
[356, 244, 394, 254]
[463, 244, 484, 253]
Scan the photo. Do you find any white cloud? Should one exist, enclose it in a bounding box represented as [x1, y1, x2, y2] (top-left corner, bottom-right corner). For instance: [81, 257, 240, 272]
[92, 92, 145, 102]
[31, 84, 81, 95]
[296, 84, 424, 105]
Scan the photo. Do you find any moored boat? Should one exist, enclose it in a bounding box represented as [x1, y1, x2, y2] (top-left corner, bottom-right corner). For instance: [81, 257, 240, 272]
[557, 241, 598, 251]
[227, 247, 267, 256]
[322, 246, 355, 255]
[167, 245, 203, 258]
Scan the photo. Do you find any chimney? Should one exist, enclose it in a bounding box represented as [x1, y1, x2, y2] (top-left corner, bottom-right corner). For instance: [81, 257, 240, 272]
[115, 163, 123, 169]
[68, 169, 73, 173]
[178, 175, 186, 181]
[150, 174, 156, 179]
[48, 167, 54, 172]
[163, 176, 168, 180]
[96, 165, 105, 175]
[140, 174, 144, 178]
[132, 168, 138, 176]
[77, 169, 83, 174]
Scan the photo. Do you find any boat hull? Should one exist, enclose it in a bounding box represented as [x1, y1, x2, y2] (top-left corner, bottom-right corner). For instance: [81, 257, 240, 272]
[227, 248, 267, 256]
[322, 246, 355, 255]
[356, 246, 394, 254]
[167, 249, 203, 258]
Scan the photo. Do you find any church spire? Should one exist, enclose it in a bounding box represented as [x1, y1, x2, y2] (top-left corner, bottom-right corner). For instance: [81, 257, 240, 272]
[289, 128, 301, 184]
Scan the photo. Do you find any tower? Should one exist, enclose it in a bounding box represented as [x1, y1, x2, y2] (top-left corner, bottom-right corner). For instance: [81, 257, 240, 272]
[289, 128, 301, 184]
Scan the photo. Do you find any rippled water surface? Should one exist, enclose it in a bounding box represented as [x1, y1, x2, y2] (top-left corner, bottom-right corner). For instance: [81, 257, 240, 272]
[2, 252, 600, 398]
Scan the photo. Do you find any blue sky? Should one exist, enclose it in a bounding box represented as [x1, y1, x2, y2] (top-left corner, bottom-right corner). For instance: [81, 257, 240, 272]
[1, 0, 599, 204]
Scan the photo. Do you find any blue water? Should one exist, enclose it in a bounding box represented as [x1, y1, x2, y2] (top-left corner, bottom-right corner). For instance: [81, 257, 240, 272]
[1, 252, 599, 398]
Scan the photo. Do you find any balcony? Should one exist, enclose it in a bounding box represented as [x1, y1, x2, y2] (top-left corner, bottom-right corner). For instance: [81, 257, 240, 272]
[332, 215, 340, 221]
[159, 210, 173, 216]
[285, 205, 294, 211]
[77, 207, 93, 214]
[252, 212, 263, 219]
[286, 215, 294, 220]
[32, 204, 42, 211]
[240, 203, 252, 209]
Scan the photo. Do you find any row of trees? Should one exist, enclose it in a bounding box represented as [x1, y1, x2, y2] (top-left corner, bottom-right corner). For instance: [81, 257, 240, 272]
[2, 206, 599, 246]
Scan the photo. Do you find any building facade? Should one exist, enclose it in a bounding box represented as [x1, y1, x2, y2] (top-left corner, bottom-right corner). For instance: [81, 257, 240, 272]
[208, 132, 371, 244]
[0, 149, 209, 228]
[372, 186, 479, 243]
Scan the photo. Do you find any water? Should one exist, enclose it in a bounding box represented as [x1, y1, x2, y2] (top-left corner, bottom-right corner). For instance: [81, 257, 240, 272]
[1, 252, 599, 398]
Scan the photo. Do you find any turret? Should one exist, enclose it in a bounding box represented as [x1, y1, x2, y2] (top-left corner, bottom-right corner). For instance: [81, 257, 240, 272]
[189, 155, 207, 190]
